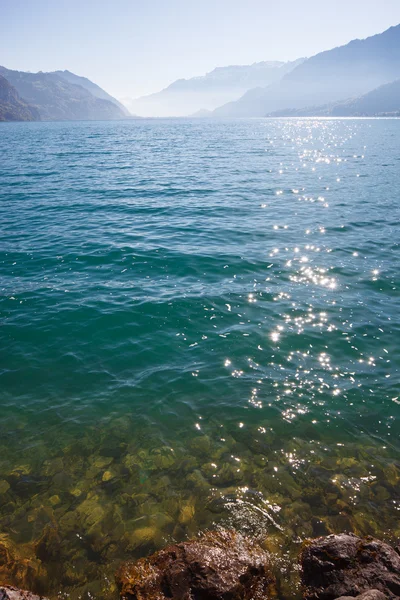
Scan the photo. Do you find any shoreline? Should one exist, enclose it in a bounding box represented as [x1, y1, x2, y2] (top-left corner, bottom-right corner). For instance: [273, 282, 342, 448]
[2, 531, 399, 600]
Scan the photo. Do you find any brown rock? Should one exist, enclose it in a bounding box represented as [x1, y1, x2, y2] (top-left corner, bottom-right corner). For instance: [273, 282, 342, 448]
[0, 586, 48, 600]
[0, 535, 46, 593]
[301, 533, 400, 600]
[116, 529, 275, 599]
[336, 591, 387, 600]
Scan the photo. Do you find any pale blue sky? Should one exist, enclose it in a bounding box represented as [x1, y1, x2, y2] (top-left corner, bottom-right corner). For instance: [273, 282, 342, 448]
[1, 0, 400, 99]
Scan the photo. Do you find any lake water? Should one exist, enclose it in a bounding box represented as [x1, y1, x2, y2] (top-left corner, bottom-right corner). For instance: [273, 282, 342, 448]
[0, 118, 399, 598]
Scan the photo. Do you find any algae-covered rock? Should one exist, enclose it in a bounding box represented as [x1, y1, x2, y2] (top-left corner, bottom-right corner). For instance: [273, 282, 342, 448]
[149, 512, 174, 531]
[102, 470, 115, 482]
[151, 475, 172, 496]
[185, 469, 210, 492]
[252, 469, 302, 500]
[127, 493, 150, 507]
[301, 533, 400, 600]
[178, 497, 196, 525]
[48, 495, 60, 507]
[148, 447, 176, 471]
[116, 529, 275, 599]
[93, 456, 114, 469]
[351, 511, 379, 537]
[42, 458, 64, 478]
[76, 493, 105, 531]
[383, 463, 399, 486]
[0, 479, 11, 494]
[188, 435, 211, 457]
[123, 454, 140, 476]
[51, 471, 73, 492]
[9, 465, 31, 478]
[282, 500, 312, 523]
[124, 525, 159, 552]
[201, 461, 244, 486]
[372, 485, 390, 502]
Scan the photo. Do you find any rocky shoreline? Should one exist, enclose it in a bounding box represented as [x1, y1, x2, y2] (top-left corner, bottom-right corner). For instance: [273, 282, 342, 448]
[2, 530, 400, 600]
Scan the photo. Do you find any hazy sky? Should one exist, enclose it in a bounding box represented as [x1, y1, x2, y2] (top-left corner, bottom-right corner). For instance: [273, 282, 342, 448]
[1, 0, 400, 99]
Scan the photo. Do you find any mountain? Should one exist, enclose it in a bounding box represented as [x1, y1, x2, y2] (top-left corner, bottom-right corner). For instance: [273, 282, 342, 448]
[190, 108, 213, 118]
[269, 79, 400, 117]
[122, 59, 304, 117]
[0, 66, 127, 121]
[53, 69, 130, 115]
[213, 24, 400, 117]
[0, 74, 40, 121]
[331, 78, 400, 116]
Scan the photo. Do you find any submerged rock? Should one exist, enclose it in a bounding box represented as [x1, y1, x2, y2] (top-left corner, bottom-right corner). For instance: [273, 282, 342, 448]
[116, 529, 275, 599]
[0, 587, 48, 600]
[301, 533, 400, 600]
[0, 480, 10, 495]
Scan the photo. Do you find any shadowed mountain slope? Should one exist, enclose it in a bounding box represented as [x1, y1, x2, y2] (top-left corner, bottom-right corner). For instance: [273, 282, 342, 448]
[0, 74, 40, 121]
[53, 70, 130, 115]
[0, 66, 126, 121]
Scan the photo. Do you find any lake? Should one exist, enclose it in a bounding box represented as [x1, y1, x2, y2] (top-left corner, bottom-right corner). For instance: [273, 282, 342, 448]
[0, 118, 399, 598]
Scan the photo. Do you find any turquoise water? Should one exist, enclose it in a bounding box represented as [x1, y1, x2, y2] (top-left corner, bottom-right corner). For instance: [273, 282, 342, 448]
[0, 118, 399, 598]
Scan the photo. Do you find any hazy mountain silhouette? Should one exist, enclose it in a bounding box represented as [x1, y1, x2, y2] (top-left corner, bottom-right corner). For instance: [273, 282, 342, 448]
[0, 74, 40, 121]
[53, 70, 130, 115]
[213, 24, 400, 117]
[122, 59, 304, 117]
[269, 78, 400, 117]
[0, 66, 127, 121]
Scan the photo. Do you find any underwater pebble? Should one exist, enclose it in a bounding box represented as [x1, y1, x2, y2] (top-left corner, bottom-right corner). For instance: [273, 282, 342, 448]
[0, 480, 10, 495]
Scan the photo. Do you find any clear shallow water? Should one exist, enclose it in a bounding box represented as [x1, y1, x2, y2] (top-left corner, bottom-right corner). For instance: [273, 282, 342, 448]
[0, 118, 399, 598]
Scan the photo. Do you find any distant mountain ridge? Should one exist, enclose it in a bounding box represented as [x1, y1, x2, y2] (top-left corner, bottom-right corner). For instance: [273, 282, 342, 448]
[2, 23, 399, 122]
[0, 74, 40, 121]
[166, 61, 289, 90]
[268, 79, 400, 117]
[0, 66, 127, 121]
[122, 59, 304, 117]
[213, 24, 400, 117]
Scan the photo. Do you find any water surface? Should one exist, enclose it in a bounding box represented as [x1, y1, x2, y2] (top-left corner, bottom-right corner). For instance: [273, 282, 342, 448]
[0, 118, 399, 598]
